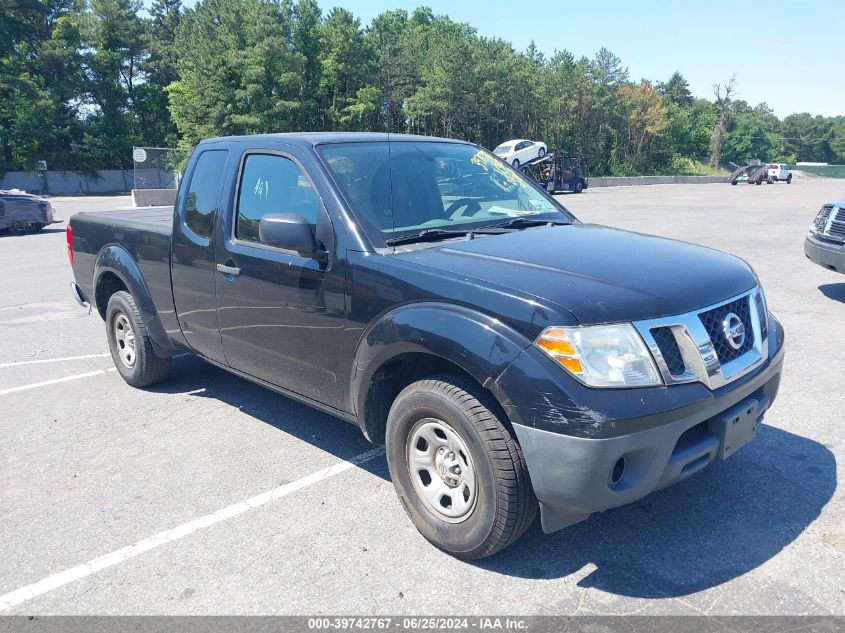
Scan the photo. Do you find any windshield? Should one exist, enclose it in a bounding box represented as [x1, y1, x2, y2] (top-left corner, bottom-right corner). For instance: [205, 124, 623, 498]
[317, 141, 572, 247]
[493, 145, 512, 155]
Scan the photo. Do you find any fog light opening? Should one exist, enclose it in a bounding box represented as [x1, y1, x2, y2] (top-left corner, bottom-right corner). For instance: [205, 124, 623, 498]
[610, 457, 626, 486]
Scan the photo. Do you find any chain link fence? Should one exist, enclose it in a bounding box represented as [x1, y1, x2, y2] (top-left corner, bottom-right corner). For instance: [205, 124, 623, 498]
[132, 146, 191, 190]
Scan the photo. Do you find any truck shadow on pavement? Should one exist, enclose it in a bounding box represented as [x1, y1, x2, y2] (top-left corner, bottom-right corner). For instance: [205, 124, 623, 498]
[155, 355, 835, 599]
[150, 354, 389, 480]
[476, 423, 836, 598]
[819, 283, 845, 304]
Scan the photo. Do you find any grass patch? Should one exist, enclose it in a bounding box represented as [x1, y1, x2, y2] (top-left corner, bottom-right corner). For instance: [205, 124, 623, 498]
[794, 165, 845, 178]
[669, 157, 728, 176]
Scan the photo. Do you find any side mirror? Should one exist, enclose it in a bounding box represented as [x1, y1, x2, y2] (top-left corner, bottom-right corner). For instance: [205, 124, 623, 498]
[258, 213, 320, 256]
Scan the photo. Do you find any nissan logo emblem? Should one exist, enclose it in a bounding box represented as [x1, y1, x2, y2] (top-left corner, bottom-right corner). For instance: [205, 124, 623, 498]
[722, 312, 746, 350]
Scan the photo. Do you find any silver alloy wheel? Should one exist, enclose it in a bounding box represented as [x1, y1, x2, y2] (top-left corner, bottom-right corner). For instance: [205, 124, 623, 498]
[113, 313, 137, 368]
[406, 418, 477, 522]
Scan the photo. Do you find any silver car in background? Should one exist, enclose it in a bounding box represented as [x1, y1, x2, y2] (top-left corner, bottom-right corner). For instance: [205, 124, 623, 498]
[0, 190, 59, 234]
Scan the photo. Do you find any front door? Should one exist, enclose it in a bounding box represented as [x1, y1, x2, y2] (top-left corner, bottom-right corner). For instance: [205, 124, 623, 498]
[214, 148, 347, 408]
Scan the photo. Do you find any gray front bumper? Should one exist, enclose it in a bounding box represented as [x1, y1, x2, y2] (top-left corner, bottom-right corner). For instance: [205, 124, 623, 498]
[512, 345, 784, 533]
[805, 234, 845, 273]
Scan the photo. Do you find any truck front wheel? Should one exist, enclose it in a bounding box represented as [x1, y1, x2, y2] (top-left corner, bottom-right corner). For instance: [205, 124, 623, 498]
[106, 291, 170, 388]
[385, 375, 537, 559]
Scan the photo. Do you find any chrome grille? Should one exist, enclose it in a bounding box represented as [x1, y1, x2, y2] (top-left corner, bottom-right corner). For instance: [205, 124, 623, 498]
[651, 326, 686, 376]
[635, 287, 768, 391]
[823, 206, 845, 242]
[754, 292, 768, 340]
[698, 296, 754, 364]
[813, 204, 833, 232]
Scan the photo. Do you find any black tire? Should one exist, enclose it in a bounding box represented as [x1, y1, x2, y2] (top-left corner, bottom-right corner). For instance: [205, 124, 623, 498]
[105, 290, 170, 388]
[767, 176, 774, 184]
[574, 180, 584, 194]
[10, 222, 44, 235]
[537, 147, 546, 158]
[385, 374, 537, 559]
[787, 174, 792, 184]
[756, 178, 763, 185]
[512, 158, 520, 169]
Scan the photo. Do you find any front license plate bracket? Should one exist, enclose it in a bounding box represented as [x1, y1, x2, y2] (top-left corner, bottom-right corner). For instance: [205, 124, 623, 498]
[707, 398, 759, 460]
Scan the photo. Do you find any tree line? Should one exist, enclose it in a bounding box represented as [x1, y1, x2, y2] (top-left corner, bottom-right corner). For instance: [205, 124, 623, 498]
[2, 0, 844, 175]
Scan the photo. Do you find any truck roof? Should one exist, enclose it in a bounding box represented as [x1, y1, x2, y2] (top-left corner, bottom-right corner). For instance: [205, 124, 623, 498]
[198, 132, 467, 148]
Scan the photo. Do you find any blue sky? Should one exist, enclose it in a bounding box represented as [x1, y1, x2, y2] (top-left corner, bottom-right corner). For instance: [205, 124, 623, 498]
[176, 0, 842, 117]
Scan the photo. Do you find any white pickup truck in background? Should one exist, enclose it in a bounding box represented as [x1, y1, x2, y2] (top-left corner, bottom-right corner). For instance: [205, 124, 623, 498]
[767, 163, 792, 184]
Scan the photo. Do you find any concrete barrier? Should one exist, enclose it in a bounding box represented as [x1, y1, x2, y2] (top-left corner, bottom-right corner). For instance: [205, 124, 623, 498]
[0, 170, 134, 194]
[131, 188, 177, 207]
[588, 175, 726, 187]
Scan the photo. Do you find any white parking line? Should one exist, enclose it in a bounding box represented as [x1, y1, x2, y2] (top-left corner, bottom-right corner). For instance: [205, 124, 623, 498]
[0, 368, 117, 396]
[0, 353, 111, 369]
[0, 447, 384, 612]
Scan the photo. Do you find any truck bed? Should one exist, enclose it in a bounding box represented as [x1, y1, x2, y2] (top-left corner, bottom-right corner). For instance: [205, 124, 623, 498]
[74, 206, 174, 235]
[69, 205, 178, 343]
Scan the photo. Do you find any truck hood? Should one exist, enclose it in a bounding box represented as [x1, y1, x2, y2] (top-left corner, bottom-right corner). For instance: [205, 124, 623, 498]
[395, 224, 757, 324]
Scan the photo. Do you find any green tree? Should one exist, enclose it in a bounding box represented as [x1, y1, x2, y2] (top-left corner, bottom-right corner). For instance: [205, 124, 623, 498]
[293, 0, 322, 130]
[317, 8, 377, 130]
[168, 0, 304, 145]
[135, 0, 181, 146]
[722, 111, 774, 164]
[78, 0, 148, 168]
[658, 71, 693, 106]
[0, 0, 84, 170]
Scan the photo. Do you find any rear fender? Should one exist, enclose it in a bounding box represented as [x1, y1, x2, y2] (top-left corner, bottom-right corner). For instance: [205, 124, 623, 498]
[94, 244, 176, 357]
[351, 302, 532, 434]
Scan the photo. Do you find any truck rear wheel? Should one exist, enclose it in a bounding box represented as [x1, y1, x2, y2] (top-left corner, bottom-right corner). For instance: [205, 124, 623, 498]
[106, 291, 170, 388]
[385, 374, 537, 559]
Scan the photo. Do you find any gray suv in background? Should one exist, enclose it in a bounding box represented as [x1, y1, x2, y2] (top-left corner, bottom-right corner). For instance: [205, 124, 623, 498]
[805, 199, 845, 273]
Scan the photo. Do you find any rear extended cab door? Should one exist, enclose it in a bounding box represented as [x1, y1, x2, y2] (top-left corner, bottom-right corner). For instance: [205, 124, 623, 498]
[212, 140, 351, 411]
[171, 145, 233, 363]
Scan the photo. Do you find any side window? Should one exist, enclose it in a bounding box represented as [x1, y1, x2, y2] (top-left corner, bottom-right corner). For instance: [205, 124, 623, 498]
[236, 154, 321, 244]
[183, 150, 228, 239]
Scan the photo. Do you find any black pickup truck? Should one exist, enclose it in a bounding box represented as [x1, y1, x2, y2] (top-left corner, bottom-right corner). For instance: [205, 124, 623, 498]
[68, 133, 785, 559]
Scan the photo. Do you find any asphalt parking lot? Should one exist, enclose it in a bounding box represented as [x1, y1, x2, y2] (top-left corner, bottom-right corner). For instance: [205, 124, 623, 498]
[1, 179, 843, 615]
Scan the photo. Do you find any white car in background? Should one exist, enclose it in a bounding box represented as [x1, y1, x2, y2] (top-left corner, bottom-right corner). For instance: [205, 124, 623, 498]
[492, 139, 547, 168]
[767, 163, 792, 184]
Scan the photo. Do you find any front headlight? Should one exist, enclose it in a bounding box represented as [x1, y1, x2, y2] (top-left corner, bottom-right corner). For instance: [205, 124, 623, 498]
[535, 324, 662, 388]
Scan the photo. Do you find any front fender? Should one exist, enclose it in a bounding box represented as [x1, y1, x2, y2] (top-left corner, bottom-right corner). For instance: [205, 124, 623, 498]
[350, 302, 532, 425]
[94, 244, 176, 356]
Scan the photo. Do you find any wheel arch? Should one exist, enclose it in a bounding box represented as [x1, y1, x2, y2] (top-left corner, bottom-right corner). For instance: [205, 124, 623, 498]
[351, 302, 531, 445]
[93, 244, 176, 356]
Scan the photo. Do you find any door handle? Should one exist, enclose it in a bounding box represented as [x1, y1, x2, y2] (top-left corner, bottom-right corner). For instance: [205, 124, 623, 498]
[216, 263, 240, 277]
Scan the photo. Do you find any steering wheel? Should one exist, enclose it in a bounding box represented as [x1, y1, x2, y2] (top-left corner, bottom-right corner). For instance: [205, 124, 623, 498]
[446, 197, 482, 219]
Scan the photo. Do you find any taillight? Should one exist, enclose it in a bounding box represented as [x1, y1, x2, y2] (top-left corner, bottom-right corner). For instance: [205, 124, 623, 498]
[66, 225, 74, 266]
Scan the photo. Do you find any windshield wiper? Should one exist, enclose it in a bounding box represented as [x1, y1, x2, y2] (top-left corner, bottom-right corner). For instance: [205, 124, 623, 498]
[475, 217, 570, 232]
[384, 228, 471, 246]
